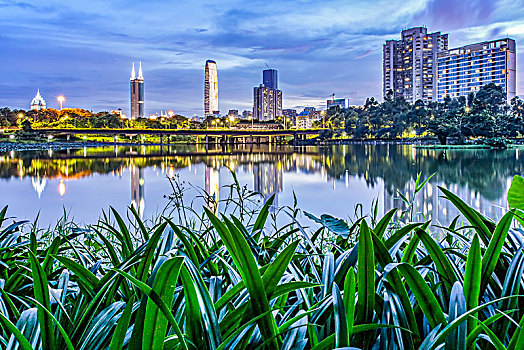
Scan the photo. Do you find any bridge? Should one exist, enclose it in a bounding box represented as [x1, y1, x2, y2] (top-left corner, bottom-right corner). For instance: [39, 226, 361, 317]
[32, 128, 325, 145]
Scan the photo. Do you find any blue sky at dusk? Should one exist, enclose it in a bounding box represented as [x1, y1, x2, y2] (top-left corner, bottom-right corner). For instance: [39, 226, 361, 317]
[0, 0, 523, 116]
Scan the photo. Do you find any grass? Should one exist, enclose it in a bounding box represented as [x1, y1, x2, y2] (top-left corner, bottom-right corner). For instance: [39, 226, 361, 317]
[0, 174, 524, 349]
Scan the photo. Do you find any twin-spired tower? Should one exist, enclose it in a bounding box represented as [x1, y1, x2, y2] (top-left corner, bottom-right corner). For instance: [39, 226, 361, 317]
[130, 62, 144, 119]
[204, 60, 219, 117]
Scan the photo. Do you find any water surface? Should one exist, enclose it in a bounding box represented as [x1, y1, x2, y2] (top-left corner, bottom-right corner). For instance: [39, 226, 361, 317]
[0, 144, 521, 226]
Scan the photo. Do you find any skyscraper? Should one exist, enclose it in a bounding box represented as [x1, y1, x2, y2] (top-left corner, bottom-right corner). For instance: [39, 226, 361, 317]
[383, 27, 448, 102]
[253, 85, 282, 121]
[437, 38, 516, 102]
[130, 62, 144, 119]
[204, 60, 219, 117]
[253, 68, 282, 121]
[263, 69, 278, 89]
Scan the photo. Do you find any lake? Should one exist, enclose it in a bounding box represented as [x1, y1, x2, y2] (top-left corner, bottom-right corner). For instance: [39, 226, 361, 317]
[0, 143, 521, 226]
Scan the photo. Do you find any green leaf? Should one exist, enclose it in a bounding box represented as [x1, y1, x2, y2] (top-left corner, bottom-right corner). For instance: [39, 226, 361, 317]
[343, 266, 356, 338]
[439, 186, 492, 245]
[304, 212, 350, 238]
[0, 311, 33, 350]
[384, 263, 447, 329]
[332, 283, 348, 348]
[252, 194, 275, 240]
[463, 234, 481, 332]
[28, 250, 56, 350]
[446, 282, 466, 350]
[112, 268, 188, 350]
[373, 208, 397, 238]
[481, 211, 513, 292]
[143, 257, 184, 350]
[508, 175, 524, 210]
[205, 208, 279, 348]
[415, 228, 458, 293]
[355, 220, 375, 325]
[109, 297, 134, 350]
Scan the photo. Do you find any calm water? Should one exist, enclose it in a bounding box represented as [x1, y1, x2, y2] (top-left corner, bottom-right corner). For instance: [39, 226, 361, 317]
[0, 143, 522, 226]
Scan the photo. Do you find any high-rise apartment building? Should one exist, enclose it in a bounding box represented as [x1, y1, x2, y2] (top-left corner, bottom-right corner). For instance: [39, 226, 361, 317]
[130, 62, 144, 119]
[383, 27, 448, 102]
[327, 98, 346, 109]
[204, 60, 219, 117]
[254, 85, 282, 120]
[253, 68, 282, 120]
[437, 38, 516, 102]
[263, 69, 278, 89]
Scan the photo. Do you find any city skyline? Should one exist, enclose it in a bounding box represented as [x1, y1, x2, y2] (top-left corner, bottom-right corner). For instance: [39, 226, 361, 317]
[1, 0, 523, 116]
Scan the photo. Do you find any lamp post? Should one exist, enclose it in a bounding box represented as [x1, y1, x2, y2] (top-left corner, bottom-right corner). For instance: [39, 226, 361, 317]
[57, 96, 65, 111]
[229, 115, 235, 129]
[17, 113, 23, 128]
[285, 117, 291, 130]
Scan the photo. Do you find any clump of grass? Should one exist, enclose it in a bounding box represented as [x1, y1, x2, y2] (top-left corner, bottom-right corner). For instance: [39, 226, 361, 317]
[0, 174, 524, 349]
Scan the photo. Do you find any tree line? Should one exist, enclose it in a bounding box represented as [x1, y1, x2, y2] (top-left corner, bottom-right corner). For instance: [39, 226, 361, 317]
[320, 83, 524, 144]
[0, 108, 198, 130]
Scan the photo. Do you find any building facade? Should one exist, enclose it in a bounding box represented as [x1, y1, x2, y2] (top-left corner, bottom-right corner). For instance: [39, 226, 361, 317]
[437, 38, 516, 102]
[327, 98, 346, 109]
[204, 60, 219, 117]
[242, 110, 253, 119]
[253, 84, 282, 121]
[30, 89, 46, 111]
[130, 62, 144, 119]
[263, 69, 278, 89]
[383, 27, 448, 102]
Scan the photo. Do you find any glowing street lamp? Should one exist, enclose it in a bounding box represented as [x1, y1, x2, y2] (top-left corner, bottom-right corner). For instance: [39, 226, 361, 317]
[228, 115, 235, 129]
[57, 95, 65, 110]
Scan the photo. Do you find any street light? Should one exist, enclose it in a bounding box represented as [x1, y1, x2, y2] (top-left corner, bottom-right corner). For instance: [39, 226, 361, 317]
[285, 117, 291, 130]
[321, 110, 326, 129]
[57, 95, 65, 110]
[229, 115, 235, 129]
[17, 113, 23, 127]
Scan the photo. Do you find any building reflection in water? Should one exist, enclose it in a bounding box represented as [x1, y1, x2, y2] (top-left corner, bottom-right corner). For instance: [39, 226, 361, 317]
[0, 144, 520, 225]
[384, 179, 511, 224]
[131, 165, 145, 218]
[32, 176, 47, 198]
[205, 165, 220, 215]
[253, 162, 283, 212]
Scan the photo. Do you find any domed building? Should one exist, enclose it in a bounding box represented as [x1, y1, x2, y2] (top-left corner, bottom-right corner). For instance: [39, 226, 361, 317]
[30, 89, 46, 111]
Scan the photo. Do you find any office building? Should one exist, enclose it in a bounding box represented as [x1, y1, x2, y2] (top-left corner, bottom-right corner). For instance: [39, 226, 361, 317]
[242, 110, 253, 119]
[30, 89, 46, 111]
[296, 110, 319, 129]
[227, 109, 239, 118]
[130, 62, 144, 119]
[263, 69, 278, 89]
[253, 85, 282, 121]
[437, 38, 516, 101]
[383, 27, 448, 102]
[327, 97, 346, 109]
[204, 60, 219, 117]
[304, 107, 316, 113]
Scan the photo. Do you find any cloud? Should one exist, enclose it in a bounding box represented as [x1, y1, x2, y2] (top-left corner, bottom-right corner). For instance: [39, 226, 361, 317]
[0, 0, 521, 116]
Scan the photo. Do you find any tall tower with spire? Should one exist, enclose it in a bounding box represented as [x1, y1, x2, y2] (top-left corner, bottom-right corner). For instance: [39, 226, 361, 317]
[130, 62, 144, 119]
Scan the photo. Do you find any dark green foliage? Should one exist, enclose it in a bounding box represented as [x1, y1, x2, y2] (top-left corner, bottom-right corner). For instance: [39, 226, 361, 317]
[0, 177, 523, 349]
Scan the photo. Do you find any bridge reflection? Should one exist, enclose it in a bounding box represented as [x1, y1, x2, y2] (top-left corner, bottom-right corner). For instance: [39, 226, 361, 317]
[0, 144, 520, 223]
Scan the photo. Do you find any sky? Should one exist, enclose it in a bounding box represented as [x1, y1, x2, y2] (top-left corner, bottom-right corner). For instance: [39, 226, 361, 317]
[0, 0, 523, 117]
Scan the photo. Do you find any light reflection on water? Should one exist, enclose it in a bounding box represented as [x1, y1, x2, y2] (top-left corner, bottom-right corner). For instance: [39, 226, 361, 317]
[0, 144, 521, 226]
